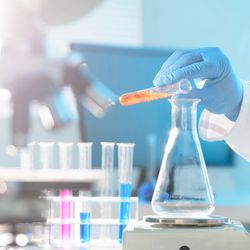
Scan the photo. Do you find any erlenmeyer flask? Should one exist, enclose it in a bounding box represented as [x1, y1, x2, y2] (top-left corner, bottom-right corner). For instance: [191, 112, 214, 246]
[151, 98, 214, 217]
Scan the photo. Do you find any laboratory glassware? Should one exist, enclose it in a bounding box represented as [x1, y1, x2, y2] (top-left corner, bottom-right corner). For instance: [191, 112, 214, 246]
[101, 142, 115, 196]
[151, 98, 214, 217]
[38, 142, 54, 169]
[44, 195, 139, 246]
[117, 143, 135, 243]
[74, 190, 90, 243]
[80, 212, 91, 244]
[20, 142, 36, 169]
[78, 190, 91, 244]
[100, 142, 115, 240]
[58, 142, 73, 170]
[119, 79, 191, 106]
[78, 142, 93, 169]
[60, 189, 72, 241]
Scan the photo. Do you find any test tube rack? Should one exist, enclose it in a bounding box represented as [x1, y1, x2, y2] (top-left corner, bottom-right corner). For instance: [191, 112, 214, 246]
[43, 195, 139, 247]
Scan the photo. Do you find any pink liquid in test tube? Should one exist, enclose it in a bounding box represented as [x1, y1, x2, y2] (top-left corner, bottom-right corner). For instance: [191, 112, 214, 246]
[60, 189, 72, 241]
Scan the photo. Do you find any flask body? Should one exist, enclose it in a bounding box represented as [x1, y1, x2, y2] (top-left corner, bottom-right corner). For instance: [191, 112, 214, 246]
[151, 98, 214, 217]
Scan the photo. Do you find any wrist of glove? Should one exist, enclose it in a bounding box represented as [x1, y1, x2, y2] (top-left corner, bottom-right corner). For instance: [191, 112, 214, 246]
[218, 71, 243, 121]
[186, 67, 243, 122]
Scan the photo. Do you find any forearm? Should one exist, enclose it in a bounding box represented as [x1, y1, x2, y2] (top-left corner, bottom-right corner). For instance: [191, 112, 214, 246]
[199, 80, 250, 162]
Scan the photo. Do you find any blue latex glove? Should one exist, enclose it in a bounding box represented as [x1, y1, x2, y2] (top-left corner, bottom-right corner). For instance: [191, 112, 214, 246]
[153, 47, 243, 121]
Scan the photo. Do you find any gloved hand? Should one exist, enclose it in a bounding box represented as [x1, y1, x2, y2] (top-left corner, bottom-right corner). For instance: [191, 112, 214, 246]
[153, 47, 243, 121]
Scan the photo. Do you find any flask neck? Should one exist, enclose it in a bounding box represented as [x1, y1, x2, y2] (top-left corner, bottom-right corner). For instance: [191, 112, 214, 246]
[170, 98, 199, 131]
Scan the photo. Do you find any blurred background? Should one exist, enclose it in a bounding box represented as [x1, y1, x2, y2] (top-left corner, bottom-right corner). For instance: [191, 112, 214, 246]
[0, 0, 249, 246]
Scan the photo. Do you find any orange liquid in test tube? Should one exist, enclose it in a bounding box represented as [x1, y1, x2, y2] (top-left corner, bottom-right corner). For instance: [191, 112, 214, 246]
[119, 91, 173, 106]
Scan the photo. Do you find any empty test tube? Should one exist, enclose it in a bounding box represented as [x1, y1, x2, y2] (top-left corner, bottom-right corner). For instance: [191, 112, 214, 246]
[117, 143, 135, 243]
[78, 142, 93, 169]
[58, 142, 73, 170]
[20, 142, 35, 170]
[119, 79, 192, 106]
[38, 142, 54, 169]
[60, 189, 72, 241]
[101, 142, 115, 196]
[100, 142, 115, 240]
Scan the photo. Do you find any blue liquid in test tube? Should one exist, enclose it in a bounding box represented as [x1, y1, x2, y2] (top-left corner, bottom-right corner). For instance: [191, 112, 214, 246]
[80, 212, 91, 244]
[117, 143, 135, 244]
[118, 182, 132, 243]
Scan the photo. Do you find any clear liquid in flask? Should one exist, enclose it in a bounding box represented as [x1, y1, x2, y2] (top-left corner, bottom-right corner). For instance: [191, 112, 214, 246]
[151, 98, 214, 217]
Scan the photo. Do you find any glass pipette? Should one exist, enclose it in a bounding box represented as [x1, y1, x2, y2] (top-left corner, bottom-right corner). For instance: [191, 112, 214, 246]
[119, 79, 192, 106]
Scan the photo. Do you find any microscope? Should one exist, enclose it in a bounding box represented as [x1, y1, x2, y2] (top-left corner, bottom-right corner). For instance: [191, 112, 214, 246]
[10, 52, 117, 147]
[0, 0, 116, 148]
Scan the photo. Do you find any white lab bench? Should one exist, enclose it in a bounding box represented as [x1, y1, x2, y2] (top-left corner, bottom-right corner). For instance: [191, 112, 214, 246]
[0, 204, 249, 249]
[0, 167, 250, 249]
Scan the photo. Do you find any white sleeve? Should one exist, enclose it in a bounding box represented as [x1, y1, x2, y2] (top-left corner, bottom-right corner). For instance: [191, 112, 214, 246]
[198, 80, 250, 162]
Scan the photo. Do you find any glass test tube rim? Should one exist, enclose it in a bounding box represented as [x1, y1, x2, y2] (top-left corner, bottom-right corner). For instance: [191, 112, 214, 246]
[27, 141, 36, 147]
[101, 142, 115, 146]
[117, 143, 135, 147]
[38, 142, 55, 147]
[58, 142, 74, 147]
[77, 142, 93, 147]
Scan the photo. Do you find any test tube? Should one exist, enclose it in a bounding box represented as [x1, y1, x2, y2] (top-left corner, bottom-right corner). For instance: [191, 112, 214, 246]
[119, 79, 191, 106]
[100, 142, 115, 240]
[117, 143, 135, 244]
[75, 190, 91, 243]
[58, 142, 73, 170]
[38, 142, 54, 169]
[60, 189, 72, 241]
[101, 142, 115, 196]
[80, 212, 90, 244]
[77, 142, 93, 169]
[20, 142, 36, 170]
